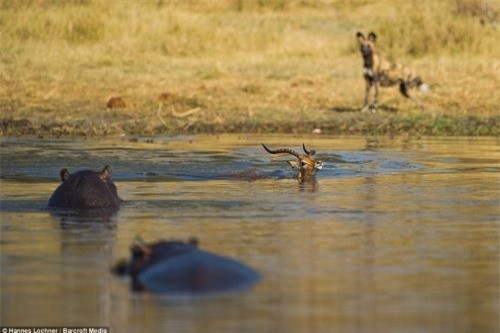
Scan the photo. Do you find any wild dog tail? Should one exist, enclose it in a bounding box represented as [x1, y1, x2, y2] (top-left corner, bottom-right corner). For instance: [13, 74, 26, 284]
[400, 77, 429, 97]
[418, 83, 429, 94]
[399, 80, 410, 98]
[414, 77, 429, 94]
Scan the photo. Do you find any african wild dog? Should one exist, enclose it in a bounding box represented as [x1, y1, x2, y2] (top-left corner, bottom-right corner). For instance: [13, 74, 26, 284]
[356, 31, 429, 112]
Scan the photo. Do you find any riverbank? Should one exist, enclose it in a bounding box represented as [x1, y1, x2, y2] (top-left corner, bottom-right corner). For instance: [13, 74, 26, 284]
[1, 110, 497, 137]
[1, 0, 498, 137]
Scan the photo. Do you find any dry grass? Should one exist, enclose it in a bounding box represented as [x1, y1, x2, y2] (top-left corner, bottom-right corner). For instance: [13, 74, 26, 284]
[0, 0, 498, 136]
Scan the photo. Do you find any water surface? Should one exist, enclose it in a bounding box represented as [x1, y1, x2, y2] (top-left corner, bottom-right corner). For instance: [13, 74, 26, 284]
[1, 135, 498, 333]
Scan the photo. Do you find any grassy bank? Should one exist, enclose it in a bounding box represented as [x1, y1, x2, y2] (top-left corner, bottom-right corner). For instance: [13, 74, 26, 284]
[1, 0, 498, 137]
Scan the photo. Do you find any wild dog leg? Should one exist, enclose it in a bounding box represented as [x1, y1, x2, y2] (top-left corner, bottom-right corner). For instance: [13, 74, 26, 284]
[372, 80, 379, 112]
[362, 79, 372, 112]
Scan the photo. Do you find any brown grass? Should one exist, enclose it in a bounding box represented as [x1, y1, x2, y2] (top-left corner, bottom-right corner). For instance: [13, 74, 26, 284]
[0, 0, 498, 136]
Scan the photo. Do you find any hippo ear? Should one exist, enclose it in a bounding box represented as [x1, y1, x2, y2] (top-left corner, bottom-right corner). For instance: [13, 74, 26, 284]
[287, 160, 300, 170]
[368, 32, 377, 42]
[356, 31, 365, 44]
[133, 236, 146, 249]
[188, 237, 199, 248]
[132, 236, 151, 258]
[60, 168, 70, 182]
[100, 165, 112, 181]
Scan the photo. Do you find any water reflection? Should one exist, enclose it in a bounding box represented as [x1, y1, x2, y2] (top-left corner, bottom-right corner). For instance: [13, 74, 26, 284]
[297, 179, 319, 193]
[57, 215, 116, 229]
[1, 135, 498, 333]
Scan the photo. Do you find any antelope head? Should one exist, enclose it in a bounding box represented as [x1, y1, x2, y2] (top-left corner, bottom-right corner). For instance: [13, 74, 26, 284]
[262, 143, 323, 180]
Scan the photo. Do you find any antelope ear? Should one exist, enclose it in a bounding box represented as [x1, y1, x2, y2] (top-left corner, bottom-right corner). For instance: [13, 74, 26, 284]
[287, 160, 300, 170]
[60, 168, 70, 182]
[356, 31, 365, 44]
[100, 165, 112, 181]
[368, 31, 377, 42]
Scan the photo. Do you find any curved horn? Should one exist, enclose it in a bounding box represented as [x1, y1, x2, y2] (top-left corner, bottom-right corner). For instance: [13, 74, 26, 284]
[262, 143, 301, 160]
[303, 144, 316, 156]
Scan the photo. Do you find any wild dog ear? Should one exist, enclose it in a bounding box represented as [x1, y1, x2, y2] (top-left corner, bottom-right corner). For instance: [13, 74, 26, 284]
[100, 165, 112, 181]
[368, 32, 377, 42]
[60, 168, 70, 182]
[356, 31, 365, 43]
[287, 160, 300, 170]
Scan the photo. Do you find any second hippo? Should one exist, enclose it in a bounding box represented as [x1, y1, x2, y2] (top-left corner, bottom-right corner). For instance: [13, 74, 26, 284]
[48, 165, 121, 212]
[113, 237, 260, 294]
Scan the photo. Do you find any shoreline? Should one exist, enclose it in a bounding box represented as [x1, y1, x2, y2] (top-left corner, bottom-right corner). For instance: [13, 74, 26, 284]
[2, 111, 497, 137]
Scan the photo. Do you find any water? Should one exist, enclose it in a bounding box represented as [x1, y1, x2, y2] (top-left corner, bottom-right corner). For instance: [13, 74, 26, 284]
[1, 135, 498, 333]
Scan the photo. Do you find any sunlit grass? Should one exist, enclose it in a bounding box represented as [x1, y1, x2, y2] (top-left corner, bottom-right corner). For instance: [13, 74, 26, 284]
[0, 0, 498, 136]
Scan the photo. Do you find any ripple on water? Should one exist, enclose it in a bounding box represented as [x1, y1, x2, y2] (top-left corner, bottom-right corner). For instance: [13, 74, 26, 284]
[0, 136, 498, 333]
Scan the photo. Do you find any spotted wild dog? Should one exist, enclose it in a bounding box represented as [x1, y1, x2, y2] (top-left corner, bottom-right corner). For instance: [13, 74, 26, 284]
[262, 143, 323, 180]
[356, 31, 429, 112]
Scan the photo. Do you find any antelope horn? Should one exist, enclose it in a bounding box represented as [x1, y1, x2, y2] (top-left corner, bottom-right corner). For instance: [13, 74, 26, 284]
[302, 144, 316, 156]
[262, 143, 301, 160]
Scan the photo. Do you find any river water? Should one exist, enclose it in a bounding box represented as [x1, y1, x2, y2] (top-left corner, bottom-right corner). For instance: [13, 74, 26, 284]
[1, 135, 498, 333]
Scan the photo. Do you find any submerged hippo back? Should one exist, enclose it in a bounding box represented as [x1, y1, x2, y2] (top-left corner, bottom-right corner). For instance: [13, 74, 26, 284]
[123, 240, 260, 294]
[48, 166, 120, 210]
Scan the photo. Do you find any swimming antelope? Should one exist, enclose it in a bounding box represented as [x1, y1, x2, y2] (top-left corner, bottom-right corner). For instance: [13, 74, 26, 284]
[262, 143, 323, 180]
[356, 31, 429, 112]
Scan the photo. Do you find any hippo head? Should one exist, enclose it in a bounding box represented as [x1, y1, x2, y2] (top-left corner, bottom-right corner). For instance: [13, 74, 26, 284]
[113, 237, 260, 294]
[113, 237, 199, 277]
[48, 165, 120, 212]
